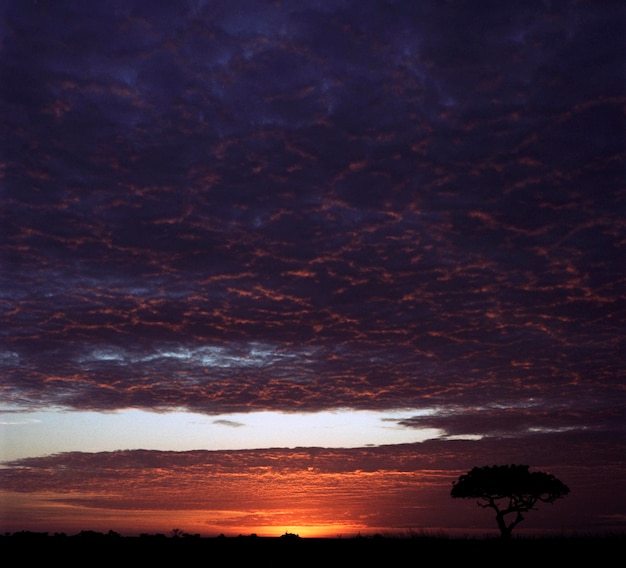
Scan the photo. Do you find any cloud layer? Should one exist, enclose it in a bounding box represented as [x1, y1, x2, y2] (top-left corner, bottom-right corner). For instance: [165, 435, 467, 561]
[1, 0, 624, 443]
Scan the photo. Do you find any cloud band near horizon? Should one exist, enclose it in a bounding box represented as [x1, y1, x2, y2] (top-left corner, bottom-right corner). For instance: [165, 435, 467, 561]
[2, 432, 624, 536]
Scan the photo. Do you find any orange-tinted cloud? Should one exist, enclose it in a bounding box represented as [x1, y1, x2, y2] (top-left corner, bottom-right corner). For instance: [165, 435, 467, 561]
[2, 433, 624, 536]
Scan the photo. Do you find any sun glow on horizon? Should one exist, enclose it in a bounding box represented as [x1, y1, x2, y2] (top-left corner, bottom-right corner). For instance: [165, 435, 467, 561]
[0, 451, 451, 538]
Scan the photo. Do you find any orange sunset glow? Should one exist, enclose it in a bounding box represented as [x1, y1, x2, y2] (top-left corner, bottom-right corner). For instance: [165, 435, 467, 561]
[3, 448, 447, 536]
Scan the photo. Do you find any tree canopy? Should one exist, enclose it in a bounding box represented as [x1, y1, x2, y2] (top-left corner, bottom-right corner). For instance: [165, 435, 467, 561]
[451, 464, 570, 538]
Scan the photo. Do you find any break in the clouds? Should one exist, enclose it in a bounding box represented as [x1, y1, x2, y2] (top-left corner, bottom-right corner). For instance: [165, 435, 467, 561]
[1, 0, 625, 443]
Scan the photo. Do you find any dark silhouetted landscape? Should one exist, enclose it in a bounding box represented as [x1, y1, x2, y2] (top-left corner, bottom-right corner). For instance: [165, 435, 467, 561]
[2, 529, 624, 565]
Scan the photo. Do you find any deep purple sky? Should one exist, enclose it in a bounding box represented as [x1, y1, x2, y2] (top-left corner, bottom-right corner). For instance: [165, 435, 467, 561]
[0, 0, 624, 537]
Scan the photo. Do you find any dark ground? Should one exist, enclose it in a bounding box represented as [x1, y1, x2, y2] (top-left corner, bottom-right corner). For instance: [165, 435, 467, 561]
[2, 532, 624, 564]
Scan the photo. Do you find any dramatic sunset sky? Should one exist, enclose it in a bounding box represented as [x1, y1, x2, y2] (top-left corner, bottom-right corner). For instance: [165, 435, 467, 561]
[1, 0, 624, 538]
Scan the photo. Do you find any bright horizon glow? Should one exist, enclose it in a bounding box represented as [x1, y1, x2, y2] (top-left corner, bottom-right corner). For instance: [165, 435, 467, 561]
[0, 490, 402, 538]
[0, 407, 442, 462]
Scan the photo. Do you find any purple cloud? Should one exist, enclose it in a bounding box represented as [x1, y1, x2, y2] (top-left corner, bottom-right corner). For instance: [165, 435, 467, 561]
[0, 0, 623, 444]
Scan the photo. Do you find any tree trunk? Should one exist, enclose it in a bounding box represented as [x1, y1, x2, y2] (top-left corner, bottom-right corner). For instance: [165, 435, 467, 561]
[495, 510, 524, 539]
[495, 512, 513, 539]
[500, 526, 513, 540]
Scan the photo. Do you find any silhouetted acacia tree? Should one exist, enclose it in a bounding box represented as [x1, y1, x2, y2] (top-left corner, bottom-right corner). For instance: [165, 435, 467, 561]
[451, 464, 570, 539]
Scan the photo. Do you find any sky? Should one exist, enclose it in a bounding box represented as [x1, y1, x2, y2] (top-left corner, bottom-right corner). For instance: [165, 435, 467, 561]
[1, 0, 624, 538]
